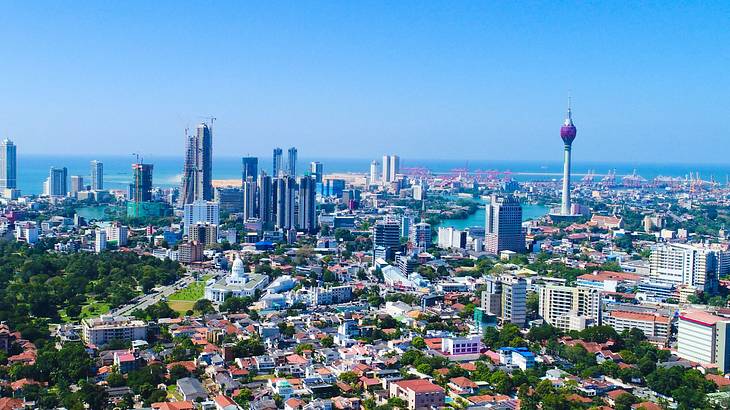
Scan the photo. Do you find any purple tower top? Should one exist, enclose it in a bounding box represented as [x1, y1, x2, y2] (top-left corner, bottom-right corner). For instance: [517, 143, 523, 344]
[560, 102, 577, 145]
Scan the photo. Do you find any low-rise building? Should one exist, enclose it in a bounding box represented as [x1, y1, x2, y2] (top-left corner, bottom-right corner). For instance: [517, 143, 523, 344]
[81, 315, 147, 346]
[389, 379, 445, 410]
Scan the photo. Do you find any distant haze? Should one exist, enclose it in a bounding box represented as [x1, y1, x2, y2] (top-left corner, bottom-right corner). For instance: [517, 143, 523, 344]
[1, 2, 729, 162]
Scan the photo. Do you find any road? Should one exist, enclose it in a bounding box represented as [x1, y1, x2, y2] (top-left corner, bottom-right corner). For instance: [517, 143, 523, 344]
[109, 268, 225, 316]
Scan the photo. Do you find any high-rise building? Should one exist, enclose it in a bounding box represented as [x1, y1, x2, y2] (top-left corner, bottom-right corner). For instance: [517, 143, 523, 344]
[274, 176, 296, 230]
[370, 160, 379, 184]
[310, 161, 323, 184]
[95, 228, 107, 253]
[382, 155, 400, 183]
[287, 147, 297, 176]
[560, 101, 577, 216]
[677, 310, 730, 373]
[242, 176, 257, 220]
[0, 139, 17, 192]
[214, 187, 243, 213]
[70, 175, 84, 196]
[90, 160, 103, 190]
[297, 176, 317, 233]
[105, 222, 129, 247]
[484, 194, 524, 254]
[480, 275, 527, 327]
[183, 200, 220, 236]
[258, 173, 273, 228]
[45, 166, 68, 197]
[189, 222, 218, 247]
[649, 243, 720, 294]
[409, 222, 432, 251]
[131, 163, 153, 202]
[373, 219, 401, 260]
[179, 122, 213, 205]
[273, 148, 283, 177]
[242, 157, 258, 182]
[539, 285, 601, 331]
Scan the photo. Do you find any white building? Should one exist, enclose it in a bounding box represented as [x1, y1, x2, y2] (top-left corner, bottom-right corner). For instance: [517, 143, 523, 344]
[183, 200, 220, 236]
[81, 315, 147, 346]
[538, 285, 601, 331]
[312, 285, 353, 305]
[649, 243, 719, 294]
[204, 256, 269, 302]
[95, 228, 107, 253]
[441, 335, 481, 355]
[105, 222, 128, 247]
[437, 227, 467, 249]
[14, 221, 38, 244]
[677, 310, 730, 373]
[480, 274, 527, 327]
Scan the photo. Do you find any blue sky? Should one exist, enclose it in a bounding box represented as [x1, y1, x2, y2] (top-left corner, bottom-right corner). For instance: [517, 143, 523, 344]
[1, 1, 729, 162]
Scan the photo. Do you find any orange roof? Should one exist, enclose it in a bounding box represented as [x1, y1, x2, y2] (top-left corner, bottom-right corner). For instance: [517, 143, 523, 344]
[609, 310, 671, 324]
[0, 398, 24, 410]
[424, 338, 442, 350]
[632, 402, 662, 410]
[468, 394, 511, 404]
[680, 310, 727, 326]
[566, 394, 592, 403]
[449, 377, 478, 389]
[706, 373, 730, 387]
[214, 396, 237, 407]
[152, 402, 196, 410]
[394, 379, 444, 393]
[578, 270, 640, 282]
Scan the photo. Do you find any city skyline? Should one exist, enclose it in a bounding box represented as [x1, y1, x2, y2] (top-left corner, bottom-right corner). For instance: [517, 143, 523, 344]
[1, 2, 729, 162]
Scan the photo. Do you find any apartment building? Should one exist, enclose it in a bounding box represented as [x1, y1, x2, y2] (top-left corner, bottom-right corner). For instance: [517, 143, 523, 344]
[389, 379, 445, 410]
[81, 315, 147, 346]
[538, 285, 601, 331]
[677, 310, 730, 373]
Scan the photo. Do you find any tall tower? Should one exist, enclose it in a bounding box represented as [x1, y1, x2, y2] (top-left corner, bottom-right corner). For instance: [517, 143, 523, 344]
[287, 147, 297, 176]
[560, 101, 577, 216]
[131, 163, 153, 202]
[484, 194, 524, 254]
[0, 139, 17, 191]
[90, 160, 103, 190]
[273, 148, 283, 176]
[179, 122, 213, 206]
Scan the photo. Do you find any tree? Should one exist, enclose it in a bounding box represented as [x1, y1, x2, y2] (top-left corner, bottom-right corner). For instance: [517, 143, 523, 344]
[321, 336, 334, 348]
[168, 364, 190, 382]
[192, 298, 215, 314]
[78, 381, 108, 410]
[339, 371, 360, 386]
[411, 337, 427, 349]
[614, 393, 638, 410]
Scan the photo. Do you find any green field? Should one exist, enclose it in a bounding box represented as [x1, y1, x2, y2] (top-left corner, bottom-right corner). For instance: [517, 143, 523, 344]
[167, 275, 211, 313]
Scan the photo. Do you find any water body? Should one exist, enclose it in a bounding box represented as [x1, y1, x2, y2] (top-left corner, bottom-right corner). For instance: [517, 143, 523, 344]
[438, 198, 549, 231]
[76, 205, 121, 221]
[14, 154, 730, 195]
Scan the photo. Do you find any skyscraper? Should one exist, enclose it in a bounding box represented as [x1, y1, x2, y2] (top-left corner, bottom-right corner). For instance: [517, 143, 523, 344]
[242, 176, 257, 220]
[179, 122, 213, 205]
[560, 101, 577, 216]
[272, 148, 283, 176]
[90, 160, 103, 190]
[274, 176, 296, 230]
[373, 218, 401, 260]
[131, 163, 153, 202]
[0, 139, 17, 192]
[258, 173, 273, 228]
[382, 154, 400, 183]
[287, 147, 297, 176]
[183, 200, 220, 236]
[70, 175, 84, 196]
[45, 166, 68, 197]
[484, 194, 524, 254]
[309, 161, 323, 184]
[369, 160, 379, 184]
[242, 157, 258, 182]
[297, 176, 317, 232]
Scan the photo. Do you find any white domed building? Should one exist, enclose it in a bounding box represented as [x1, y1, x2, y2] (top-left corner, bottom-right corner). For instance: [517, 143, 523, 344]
[204, 255, 269, 303]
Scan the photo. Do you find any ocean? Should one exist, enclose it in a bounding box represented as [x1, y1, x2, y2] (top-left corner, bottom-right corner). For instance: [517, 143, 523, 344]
[15, 154, 730, 195]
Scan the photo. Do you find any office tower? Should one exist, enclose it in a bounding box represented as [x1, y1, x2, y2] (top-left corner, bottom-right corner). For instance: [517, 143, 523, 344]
[272, 148, 283, 176]
[382, 155, 400, 183]
[484, 194, 524, 254]
[189, 222, 218, 247]
[0, 139, 17, 191]
[105, 222, 128, 247]
[131, 163, 153, 202]
[90, 160, 103, 190]
[287, 147, 297, 176]
[70, 176, 84, 196]
[539, 285, 601, 331]
[480, 275, 527, 327]
[370, 160, 379, 184]
[242, 176, 257, 220]
[242, 157, 258, 182]
[373, 219, 401, 260]
[274, 176, 296, 230]
[409, 222, 432, 251]
[677, 310, 730, 373]
[95, 228, 107, 253]
[310, 161, 323, 184]
[649, 243, 719, 294]
[183, 200, 220, 235]
[560, 101, 577, 215]
[214, 187, 243, 213]
[258, 173, 273, 228]
[297, 176, 317, 233]
[179, 122, 213, 205]
[46, 166, 68, 197]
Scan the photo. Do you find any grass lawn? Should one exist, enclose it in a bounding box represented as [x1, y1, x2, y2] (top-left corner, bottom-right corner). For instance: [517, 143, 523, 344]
[168, 300, 196, 314]
[60, 299, 111, 323]
[168, 275, 212, 301]
[253, 374, 276, 381]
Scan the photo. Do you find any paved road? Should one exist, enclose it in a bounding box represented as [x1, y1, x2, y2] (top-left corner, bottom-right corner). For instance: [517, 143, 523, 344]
[109, 268, 229, 316]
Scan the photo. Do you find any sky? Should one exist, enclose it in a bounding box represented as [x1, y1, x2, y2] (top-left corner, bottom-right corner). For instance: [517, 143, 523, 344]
[1, 1, 729, 163]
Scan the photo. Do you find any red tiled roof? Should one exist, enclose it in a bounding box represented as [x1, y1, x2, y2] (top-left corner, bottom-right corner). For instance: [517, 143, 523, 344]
[394, 379, 444, 393]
